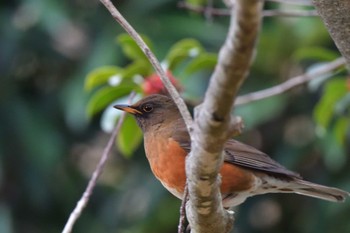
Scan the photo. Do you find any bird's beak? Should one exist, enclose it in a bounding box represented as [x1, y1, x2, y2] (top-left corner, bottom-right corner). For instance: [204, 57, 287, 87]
[113, 104, 142, 115]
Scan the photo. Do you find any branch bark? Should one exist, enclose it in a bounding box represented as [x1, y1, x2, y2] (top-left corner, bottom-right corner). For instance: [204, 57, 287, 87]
[185, 0, 263, 232]
[313, 0, 350, 69]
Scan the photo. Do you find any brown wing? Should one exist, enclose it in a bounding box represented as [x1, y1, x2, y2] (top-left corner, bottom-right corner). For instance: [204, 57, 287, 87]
[224, 139, 301, 178]
[171, 127, 301, 179]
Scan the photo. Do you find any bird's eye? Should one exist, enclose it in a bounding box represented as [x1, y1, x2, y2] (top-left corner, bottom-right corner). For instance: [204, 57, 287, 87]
[142, 104, 153, 112]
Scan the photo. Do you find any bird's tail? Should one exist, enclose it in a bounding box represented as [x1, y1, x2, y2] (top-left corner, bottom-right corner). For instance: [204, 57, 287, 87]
[289, 179, 349, 202]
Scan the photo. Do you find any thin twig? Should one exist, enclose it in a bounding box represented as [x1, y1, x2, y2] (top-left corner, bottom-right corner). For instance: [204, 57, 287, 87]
[178, 2, 318, 17]
[235, 57, 346, 105]
[99, 0, 193, 130]
[62, 92, 136, 233]
[178, 184, 189, 233]
[204, 0, 214, 22]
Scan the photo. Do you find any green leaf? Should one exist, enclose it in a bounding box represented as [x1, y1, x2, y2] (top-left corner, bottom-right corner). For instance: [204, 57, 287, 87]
[165, 38, 204, 70]
[313, 78, 348, 128]
[183, 53, 217, 77]
[116, 33, 152, 61]
[333, 117, 349, 145]
[86, 85, 136, 117]
[121, 61, 152, 79]
[117, 114, 143, 157]
[293, 47, 339, 62]
[85, 66, 121, 91]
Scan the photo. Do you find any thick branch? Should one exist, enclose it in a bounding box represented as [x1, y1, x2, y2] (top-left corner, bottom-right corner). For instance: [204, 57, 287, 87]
[235, 57, 346, 105]
[185, 0, 263, 232]
[313, 0, 350, 69]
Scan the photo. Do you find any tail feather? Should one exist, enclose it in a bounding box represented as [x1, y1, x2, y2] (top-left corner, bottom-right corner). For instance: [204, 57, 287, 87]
[291, 180, 349, 202]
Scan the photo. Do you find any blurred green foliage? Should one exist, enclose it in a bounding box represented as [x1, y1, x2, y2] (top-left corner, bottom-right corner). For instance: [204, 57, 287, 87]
[0, 1, 349, 233]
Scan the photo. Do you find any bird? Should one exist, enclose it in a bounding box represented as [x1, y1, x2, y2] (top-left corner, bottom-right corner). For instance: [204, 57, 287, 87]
[114, 94, 349, 208]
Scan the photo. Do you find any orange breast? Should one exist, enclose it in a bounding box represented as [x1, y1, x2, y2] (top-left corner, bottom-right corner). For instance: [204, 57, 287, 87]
[144, 136, 187, 198]
[144, 135, 254, 198]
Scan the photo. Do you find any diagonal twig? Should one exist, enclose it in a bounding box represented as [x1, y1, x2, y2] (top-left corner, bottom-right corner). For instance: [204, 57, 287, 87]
[235, 57, 346, 105]
[99, 0, 193, 130]
[61, 92, 136, 233]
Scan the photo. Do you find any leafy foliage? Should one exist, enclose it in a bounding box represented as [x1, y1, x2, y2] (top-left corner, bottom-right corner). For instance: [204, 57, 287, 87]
[313, 78, 350, 170]
[116, 34, 153, 61]
[165, 38, 205, 70]
[117, 114, 143, 157]
[314, 78, 348, 130]
[86, 85, 138, 117]
[85, 66, 122, 91]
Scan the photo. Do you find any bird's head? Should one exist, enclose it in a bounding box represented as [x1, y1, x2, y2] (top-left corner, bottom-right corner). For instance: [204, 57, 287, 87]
[114, 94, 181, 132]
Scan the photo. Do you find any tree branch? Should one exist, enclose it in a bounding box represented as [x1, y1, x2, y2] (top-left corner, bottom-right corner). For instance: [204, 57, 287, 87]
[312, 0, 350, 69]
[235, 57, 346, 105]
[99, 0, 193, 130]
[178, 185, 189, 233]
[61, 92, 136, 233]
[185, 0, 263, 232]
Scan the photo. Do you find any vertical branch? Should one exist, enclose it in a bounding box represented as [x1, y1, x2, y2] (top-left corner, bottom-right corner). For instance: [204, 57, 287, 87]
[186, 0, 263, 232]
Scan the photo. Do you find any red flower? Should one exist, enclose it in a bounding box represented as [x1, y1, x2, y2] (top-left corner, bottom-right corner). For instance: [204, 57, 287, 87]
[142, 70, 182, 95]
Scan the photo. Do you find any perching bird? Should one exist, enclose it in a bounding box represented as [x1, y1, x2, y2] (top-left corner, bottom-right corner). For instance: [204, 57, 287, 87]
[114, 94, 349, 208]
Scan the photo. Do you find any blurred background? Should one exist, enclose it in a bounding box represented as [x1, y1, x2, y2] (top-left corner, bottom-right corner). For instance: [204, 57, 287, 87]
[1, 0, 349, 233]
